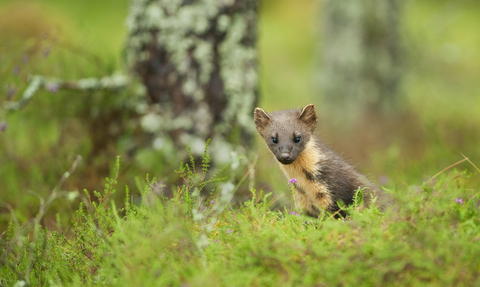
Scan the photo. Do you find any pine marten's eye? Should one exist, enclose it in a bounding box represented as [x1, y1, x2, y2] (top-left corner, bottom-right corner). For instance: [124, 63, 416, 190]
[271, 137, 278, 144]
[294, 136, 301, 143]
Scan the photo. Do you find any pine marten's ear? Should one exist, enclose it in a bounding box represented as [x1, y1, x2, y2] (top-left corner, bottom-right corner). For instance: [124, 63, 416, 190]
[254, 107, 271, 133]
[299, 104, 318, 131]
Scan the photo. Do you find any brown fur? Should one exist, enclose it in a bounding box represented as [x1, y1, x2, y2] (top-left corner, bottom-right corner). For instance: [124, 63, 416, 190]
[254, 104, 388, 217]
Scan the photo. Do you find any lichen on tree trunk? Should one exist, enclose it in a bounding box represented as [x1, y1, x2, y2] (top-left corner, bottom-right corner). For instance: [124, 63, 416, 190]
[319, 0, 402, 123]
[125, 0, 258, 163]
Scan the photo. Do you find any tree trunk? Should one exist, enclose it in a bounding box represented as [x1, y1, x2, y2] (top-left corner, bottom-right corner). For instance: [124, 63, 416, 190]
[319, 0, 401, 123]
[125, 0, 258, 164]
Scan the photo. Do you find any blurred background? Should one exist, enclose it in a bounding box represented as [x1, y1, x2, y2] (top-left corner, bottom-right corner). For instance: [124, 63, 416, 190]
[1, 0, 479, 231]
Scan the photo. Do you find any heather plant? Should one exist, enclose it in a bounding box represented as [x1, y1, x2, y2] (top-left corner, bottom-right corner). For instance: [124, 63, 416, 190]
[1, 147, 480, 286]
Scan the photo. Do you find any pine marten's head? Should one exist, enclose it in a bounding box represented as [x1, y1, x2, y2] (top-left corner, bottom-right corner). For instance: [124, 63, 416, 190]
[254, 104, 318, 165]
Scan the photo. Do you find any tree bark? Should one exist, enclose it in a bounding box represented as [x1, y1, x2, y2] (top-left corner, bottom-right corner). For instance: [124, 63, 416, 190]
[125, 0, 258, 164]
[319, 0, 401, 123]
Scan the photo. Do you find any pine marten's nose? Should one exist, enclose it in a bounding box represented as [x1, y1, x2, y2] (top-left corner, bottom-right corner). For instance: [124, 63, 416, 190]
[279, 152, 293, 164]
[280, 152, 291, 161]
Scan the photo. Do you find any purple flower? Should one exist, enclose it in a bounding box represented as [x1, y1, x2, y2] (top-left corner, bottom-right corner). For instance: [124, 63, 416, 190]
[306, 221, 310, 225]
[290, 211, 296, 215]
[45, 82, 59, 93]
[456, 198, 464, 205]
[289, 178, 298, 184]
[0, 122, 7, 132]
[213, 239, 219, 243]
[226, 229, 233, 234]
[211, 200, 214, 205]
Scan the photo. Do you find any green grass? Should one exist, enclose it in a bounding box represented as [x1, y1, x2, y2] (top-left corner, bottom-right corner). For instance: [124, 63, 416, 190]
[1, 150, 479, 286]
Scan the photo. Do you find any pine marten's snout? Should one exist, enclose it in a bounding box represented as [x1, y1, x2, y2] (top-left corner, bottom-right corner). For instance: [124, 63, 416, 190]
[277, 146, 295, 164]
[278, 152, 294, 164]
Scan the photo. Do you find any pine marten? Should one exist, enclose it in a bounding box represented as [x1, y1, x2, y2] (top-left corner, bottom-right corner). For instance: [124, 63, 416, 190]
[254, 104, 388, 217]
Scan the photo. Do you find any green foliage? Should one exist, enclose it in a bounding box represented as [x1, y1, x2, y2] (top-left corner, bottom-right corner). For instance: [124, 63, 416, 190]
[175, 140, 230, 205]
[1, 150, 480, 286]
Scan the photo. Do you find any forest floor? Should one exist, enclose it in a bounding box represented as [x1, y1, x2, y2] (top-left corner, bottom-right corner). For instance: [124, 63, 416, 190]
[2, 153, 480, 286]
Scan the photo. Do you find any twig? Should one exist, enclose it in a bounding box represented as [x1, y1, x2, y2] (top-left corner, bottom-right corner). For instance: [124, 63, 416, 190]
[461, 153, 480, 173]
[428, 158, 469, 183]
[328, 206, 345, 220]
[428, 154, 480, 184]
[3, 74, 130, 111]
[0, 156, 82, 284]
[24, 155, 82, 284]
